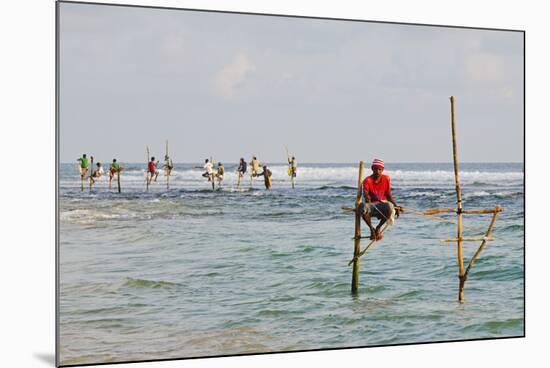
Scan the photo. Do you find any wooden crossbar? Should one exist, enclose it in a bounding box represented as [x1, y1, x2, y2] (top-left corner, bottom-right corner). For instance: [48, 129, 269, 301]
[440, 236, 495, 243]
[424, 207, 503, 215]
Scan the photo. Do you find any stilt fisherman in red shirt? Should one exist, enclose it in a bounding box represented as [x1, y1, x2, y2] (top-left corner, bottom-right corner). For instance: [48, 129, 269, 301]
[360, 158, 402, 241]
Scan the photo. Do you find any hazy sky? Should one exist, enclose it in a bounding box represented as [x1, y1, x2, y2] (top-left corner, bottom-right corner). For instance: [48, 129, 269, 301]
[59, 2, 523, 163]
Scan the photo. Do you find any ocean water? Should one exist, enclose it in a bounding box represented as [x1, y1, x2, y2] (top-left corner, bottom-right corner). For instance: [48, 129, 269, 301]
[58, 162, 524, 365]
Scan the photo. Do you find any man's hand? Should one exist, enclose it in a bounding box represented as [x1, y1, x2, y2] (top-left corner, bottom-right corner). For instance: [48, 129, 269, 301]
[394, 205, 403, 218]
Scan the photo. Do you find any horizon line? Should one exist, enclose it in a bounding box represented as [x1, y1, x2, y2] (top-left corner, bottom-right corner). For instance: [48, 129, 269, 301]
[59, 161, 524, 164]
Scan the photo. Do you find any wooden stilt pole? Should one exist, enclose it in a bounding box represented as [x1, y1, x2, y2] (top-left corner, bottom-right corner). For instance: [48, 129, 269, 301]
[89, 156, 94, 192]
[210, 156, 215, 191]
[166, 140, 170, 190]
[450, 96, 466, 303]
[146, 147, 150, 192]
[351, 161, 364, 294]
[117, 169, 121, 193]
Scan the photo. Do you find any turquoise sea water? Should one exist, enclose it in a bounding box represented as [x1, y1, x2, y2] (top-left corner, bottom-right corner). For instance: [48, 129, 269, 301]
[58, 162, 524, 365]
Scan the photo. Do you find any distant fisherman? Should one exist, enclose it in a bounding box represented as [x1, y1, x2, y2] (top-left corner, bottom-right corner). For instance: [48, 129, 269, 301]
[89, 162, 104, 184]
[256, 165, 273, 190]
[77, 154, 89, 180]
[200, 158, 214, 181]
[108, 159, 121, 189]
[148, 157, 160, 182]
[360, 158, 401, 241]
[250, 156, 261, 177]
[215, 162, 225, 185]
[163, 155, 174, 176]
[288, 156, 297, 178]
[237, 158, 247, 177]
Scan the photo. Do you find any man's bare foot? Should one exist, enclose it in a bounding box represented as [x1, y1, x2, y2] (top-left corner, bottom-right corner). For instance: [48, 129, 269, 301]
[376, 228, 383, 240]
[369, 230, 376, 240]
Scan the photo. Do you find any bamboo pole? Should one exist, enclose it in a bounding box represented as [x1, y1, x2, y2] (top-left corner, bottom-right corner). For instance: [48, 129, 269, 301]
[210, 156, 215, 191]
[166, 140, 169, 190]
[450, 96, 466, 303]
[89, 156, 94, 192]
[463, 206, 502, 278]
[146, 147, 150, 191]
[351, 161, 364, 294]
[117, 169, 121, 193]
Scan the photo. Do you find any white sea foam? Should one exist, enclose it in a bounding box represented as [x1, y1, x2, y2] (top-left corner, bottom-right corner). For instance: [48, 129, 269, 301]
[60, 164, 523, 191]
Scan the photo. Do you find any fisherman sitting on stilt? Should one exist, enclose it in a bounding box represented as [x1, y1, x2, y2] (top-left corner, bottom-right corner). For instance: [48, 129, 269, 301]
[148, 156, 160, 182]
[200, 158, 214, 181]
[215, 162, 224, 185]
[89, 162, 104, 185]
[359, 158, 401, 240]
[108, 158, 121, 189]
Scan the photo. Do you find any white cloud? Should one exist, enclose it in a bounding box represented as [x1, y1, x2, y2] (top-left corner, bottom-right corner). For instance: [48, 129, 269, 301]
[212, 54, 256, 99]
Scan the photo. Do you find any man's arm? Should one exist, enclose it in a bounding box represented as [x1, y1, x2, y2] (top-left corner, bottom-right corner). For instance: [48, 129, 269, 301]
[386, 192, 397, 207]
[386, 189, 402, 217]
[362, 188, 372, 204]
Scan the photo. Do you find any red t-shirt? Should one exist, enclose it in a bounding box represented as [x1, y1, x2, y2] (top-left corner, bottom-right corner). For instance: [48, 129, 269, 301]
[148, 161, 156, 173]
[362, 174, 391, 202]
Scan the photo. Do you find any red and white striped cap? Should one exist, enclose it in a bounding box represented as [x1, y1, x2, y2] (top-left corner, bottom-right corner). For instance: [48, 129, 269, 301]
[371, 158, 384, 169]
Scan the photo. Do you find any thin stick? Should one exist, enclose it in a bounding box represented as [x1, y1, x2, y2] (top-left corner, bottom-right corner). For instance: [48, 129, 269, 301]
[463, 206, 502, 279]
[450, 96, 466, 303]
[351, 161, 364, 294]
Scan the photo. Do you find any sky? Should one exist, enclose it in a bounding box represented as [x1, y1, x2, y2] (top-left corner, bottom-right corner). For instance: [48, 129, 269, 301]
[58, 2, 524, 163]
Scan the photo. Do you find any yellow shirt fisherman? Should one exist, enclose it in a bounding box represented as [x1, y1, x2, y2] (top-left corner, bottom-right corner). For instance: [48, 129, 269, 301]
[250, 156, 261, 177]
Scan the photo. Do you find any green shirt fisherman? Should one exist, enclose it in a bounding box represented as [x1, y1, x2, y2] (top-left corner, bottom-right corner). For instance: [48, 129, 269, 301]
[108, 159, 121, 189]
[77, 154, 89, 179]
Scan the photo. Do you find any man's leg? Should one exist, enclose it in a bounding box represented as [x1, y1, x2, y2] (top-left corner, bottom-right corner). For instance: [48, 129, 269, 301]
[361, 211, 377, 240]
[375, 219, 386, 240]
[374, 203, 393, 240]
